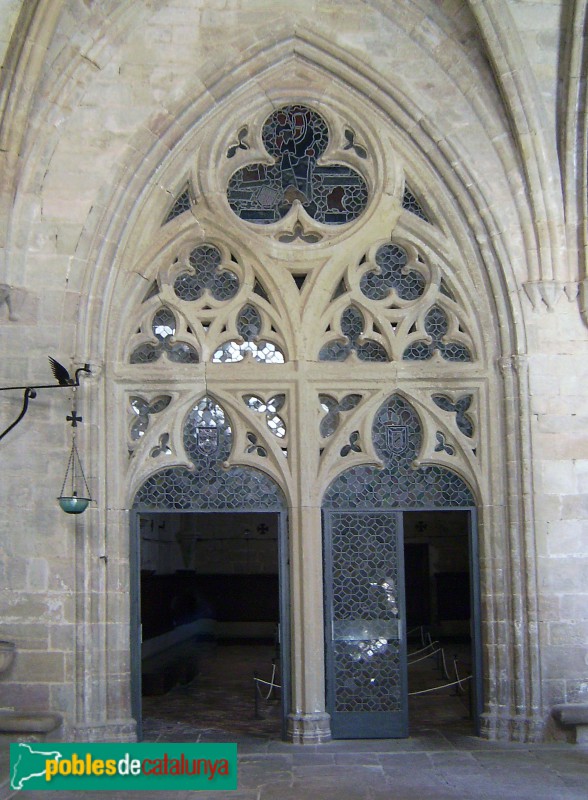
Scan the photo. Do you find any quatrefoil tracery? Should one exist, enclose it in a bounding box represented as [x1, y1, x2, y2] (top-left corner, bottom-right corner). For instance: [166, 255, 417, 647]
[129, 394, 172, 442]
[432, 394, 475, 439]
[244, 394, 287, 440]
[320, 394, 363, 438]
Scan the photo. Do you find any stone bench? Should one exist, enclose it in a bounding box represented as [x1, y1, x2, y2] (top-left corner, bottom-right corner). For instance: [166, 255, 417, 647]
[0, 711, 62, 739]
[552, 704, 588, 744]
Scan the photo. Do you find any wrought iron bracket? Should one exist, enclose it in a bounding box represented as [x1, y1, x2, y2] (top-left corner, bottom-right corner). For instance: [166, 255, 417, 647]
[0, 361, 91, 443]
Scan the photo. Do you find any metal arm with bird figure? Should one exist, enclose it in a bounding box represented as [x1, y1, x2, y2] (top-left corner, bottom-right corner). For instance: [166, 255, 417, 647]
[0, 357, 91, 442]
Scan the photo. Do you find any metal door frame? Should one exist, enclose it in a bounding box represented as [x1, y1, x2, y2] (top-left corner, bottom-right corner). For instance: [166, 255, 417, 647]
[130, 508, 290, 740]
[468, 507, 483, 732]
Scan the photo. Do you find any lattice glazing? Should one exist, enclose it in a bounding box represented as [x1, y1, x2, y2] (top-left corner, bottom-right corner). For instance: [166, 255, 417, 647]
[183, 397, 232, 461]
[130, 394, 172, 440]
[432, 394, 474, 438]
[133, 463, 284, 510]
[173, 244, 239, 303]
[402, 306, 471, 362]
[401, 187, 429, 222]
[320, 394, 362, 438]
[130, 308, 198, 364]
[333, 644, 402, 712]
[329, 511, 402, 713]
[227, 105, 368, 226]
[212, 303, 285, 363]
[323, 394, 474, 508]
[244, 394, 286, 438]
[319, 306, 389, 362]
[238, 305, 261, 338]
[164, 188, 192, 224]
[133, 396, 285, 510]
[360, 244, 425, 302]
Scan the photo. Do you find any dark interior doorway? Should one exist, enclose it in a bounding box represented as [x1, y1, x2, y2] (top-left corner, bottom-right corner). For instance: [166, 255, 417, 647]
[404, 510, 478, 734]
[133, 511, 285, 741]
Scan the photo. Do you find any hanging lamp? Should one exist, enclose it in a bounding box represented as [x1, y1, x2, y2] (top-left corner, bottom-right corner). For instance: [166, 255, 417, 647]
[58, 405, 92, 514]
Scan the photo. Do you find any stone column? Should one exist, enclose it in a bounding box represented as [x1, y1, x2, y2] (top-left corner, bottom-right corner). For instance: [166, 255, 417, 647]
[286, 370, 331, 743]
[286, 503, 331, 743]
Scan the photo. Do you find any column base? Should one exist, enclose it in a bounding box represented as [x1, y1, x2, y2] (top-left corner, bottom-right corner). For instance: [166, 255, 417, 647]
[286, 712, 332, 744]
[69, 719, 137, 742]
[479, 711, 545, 743]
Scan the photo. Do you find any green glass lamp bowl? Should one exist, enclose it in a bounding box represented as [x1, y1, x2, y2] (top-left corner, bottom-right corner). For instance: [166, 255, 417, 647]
[58, 495, 90, 514]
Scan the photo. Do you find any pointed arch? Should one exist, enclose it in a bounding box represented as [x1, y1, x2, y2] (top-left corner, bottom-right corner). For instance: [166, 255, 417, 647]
[22, 22, 540, 743]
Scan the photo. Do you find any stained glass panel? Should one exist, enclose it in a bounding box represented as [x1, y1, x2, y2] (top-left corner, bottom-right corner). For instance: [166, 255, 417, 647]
[130, 308, 199, 364]
[328, 511, 403, 714]
[323, 394, 474, 509]
[174, 245, 239, 303]
[130, 395, 172, 441]
[401, 187, 429, 222]
[402, 306, 471, 362]
[320, 394, 362, 438]
[319, 306, 389, 362]
[212, 304, 285, 363]
[361, 244, 425, 302]
[164, 188, 192, 224]
[432, 394, 475, 438]
[133, 396, 285, 510]
[227, 105, 368, 226]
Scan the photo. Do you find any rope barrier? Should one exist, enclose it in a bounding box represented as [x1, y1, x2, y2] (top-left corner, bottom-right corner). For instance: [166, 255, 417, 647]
[407, 647, 443, 666]
[253, 663, 279, 701]
[453, 657, 468, 692]
[408, 640, 439, 657]
[408, 675, 471, 696]
[439, 647, 451, 681]
[407, 625, 432, 647]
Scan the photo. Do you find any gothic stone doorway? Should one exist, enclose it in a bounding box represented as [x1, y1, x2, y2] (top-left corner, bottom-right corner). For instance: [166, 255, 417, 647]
[130, 509, 289, 741]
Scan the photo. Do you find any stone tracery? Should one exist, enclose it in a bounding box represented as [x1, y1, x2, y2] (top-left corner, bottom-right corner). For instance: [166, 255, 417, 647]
[125, 99, 484, 521]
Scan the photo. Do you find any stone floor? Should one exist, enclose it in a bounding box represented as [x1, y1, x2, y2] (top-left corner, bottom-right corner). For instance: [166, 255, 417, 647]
[6, 641, 588, 799]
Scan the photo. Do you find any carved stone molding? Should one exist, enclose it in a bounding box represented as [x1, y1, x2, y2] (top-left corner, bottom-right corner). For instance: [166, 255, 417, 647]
[523, 280, 579, 311]
[498, 354, 528, 377]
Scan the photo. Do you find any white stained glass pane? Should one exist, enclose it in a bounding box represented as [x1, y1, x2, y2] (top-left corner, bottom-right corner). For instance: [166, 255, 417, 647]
[212, 342, 244, 363]
[131, 418, 148, 440]
[267, 414, 286, 438]
[247, 396, 267, 413]
[212, 340, 284, 364]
